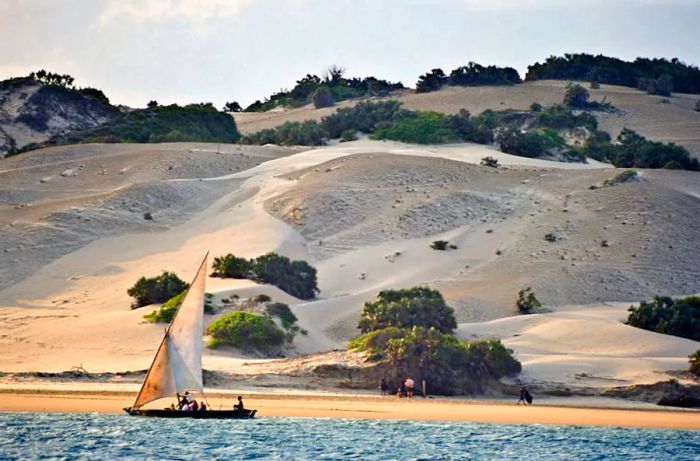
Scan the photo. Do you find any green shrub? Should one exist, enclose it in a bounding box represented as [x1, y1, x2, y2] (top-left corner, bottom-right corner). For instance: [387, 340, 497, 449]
[538, 105, 598, 130]
[497, 128, 545, 158]
[212, 254, 252, 278]
[607, 129, 699, 170]
[564, 83, 590, 108]
[321, 100, 408, 138]
[211, 252, 319, 300]
[516, 287, 542, 314]
[445, 109, 495, 144]
[690, 350, 700, 376]
[252, 253, 319, 300]
[380, 327, 521, 395]
[127, 271, 189, 308]
[207, 311, 285, 350]
[347, 326, 405, 357]
[49, 103, 240, 146]
[372, 111, 458, 144]
[603, 169, 638, 186]
[265, 302, 297, 329]
[312, 86, 335, 108]
[525, 53, 700, 94]
[448, 62, 521, 86]
[530, 102, 543, 112]
[144, 291, 186, 323]
[340, 129, 357, 142]
[430, 240, 449, 250]
[241, 120, 326, 146]
[415, 68, 448, 93]
[627, 295, 700, 341]
[358, 287, 457, 334]
[255, 294, 271, 303]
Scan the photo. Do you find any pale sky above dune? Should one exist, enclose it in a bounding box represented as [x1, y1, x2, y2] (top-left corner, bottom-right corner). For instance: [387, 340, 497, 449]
[1, 0, 699, 108]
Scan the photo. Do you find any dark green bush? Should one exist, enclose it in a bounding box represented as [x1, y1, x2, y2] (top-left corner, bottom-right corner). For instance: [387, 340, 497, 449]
[252, 253, 319, 300]
[127, 271, 189, 308]
[312, 86, 335, 108]
[563, 83, 590, 108]
[430, 240, 449, 250]
[243, 71, 403, 111]
[241, 120, 326, 146]
[265, 302, 297, 329]
[340, 129, 357, 142]
[212, 254, 252, 278]
[207, 311, 285, 350]
[448, 62, 521, 86]
[516, 287, 542, 314]
[372, 111, 458, 144]
[627, 295, 700, 341]
[255, 294, 272, 303]
[321, 100, 408, 138]
[358, 287, 457, 334]
[416, 68, 449, 93]
[350, 326, 521, 395]
[49, 103, 240, 145]
[211, 252, 319, 300]
[143, 291, 185, 323]
[538, 105, 598, 130]
[497, 128, 546, 158]
[526, 53, 700, 94]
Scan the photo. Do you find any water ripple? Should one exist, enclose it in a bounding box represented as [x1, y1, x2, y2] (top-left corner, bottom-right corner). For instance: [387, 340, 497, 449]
[0, 413, 698, 460]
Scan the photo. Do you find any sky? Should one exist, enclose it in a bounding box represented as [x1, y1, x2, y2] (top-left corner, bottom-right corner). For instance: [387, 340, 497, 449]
[2, 0, 699, 108]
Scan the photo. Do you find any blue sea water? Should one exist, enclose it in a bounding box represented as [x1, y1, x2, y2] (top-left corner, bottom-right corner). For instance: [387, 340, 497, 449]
[0, 413, 698, 460]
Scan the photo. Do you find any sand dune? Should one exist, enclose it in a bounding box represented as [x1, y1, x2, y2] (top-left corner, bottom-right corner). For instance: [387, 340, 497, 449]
[0, 139, 698, 398]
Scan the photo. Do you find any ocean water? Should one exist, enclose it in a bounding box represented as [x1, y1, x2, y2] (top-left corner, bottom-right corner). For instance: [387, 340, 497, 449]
[0, 413, 699, 460]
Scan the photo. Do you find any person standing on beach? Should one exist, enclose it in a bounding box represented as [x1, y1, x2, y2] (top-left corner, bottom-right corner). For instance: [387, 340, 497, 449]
[380, 377, 389, 395]
[518, 386, 533, 405]
[405, 377, 415, 398]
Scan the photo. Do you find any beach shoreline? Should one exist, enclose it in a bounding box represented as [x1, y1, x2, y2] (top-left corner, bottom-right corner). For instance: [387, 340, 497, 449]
[1, 388, 699, 431]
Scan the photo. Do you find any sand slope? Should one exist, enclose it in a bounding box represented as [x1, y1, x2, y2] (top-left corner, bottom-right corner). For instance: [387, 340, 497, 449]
[0, 139, 698, 394]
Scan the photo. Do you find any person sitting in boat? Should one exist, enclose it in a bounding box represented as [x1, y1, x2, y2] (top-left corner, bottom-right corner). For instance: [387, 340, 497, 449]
[199, 402, 207, 411]
[233, 396, 245, 411]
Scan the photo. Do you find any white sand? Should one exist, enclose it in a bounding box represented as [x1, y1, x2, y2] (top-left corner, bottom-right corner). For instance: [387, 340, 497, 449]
[0, 140, 698, 397]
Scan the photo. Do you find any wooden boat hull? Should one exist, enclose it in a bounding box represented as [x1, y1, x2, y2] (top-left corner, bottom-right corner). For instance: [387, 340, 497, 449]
[124, 408, 257, 419]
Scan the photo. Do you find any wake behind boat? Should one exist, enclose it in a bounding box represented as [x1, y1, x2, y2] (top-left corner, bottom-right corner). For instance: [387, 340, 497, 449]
[124, 254, 256, 419]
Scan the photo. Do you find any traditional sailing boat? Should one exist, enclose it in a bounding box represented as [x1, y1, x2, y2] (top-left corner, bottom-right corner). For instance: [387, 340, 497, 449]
[124, 254, 256, 419]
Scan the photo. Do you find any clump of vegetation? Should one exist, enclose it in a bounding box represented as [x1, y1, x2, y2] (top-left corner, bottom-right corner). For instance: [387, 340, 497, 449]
[211, 252, 319, 300]
[222, 101, 242, 112]
[47, 103, 240, 146]
[416, 62, 521, 93]
[207, 311, 285, 350]
[639, 74, 673, 96]
[28, 69, 75, 88]
[430, 240, 457, 250]
[480, 156, 499, 168]
[212, 254, 252, 278]
[695, 100, 700, 112]
[254, 294, 272, 303]
[584, 128, 699, 170]
[143, 290, 215, 323]
[602, 169, 638, 187]
[563, 83, 590, 108]
[265, 302, 307, 340]
[358, 287, 457, 334]
[530, 102, 543, 112]
[526, 53, 700, 94]
[627, 296, 700, 341]
[312, 86, 335, 108]
[372, 111, 457, 144]
[340, 129, 357, 142]
[349, 286, 521, 395]
[244, 67, 403, 112]
[127, 271, 189, 308]
[516, 287, 542, 314]
[690, 350, 700, 376]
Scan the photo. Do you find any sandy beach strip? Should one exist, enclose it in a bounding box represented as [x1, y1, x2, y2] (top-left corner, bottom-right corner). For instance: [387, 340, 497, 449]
[1, 390, 699, 431]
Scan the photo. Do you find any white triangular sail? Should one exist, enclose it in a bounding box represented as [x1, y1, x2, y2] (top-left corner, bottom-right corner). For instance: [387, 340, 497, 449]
[132, 254, 207, 409]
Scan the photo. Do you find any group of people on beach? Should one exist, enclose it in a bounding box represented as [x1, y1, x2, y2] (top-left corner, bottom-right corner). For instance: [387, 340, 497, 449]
[380, 377, 416, 398]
